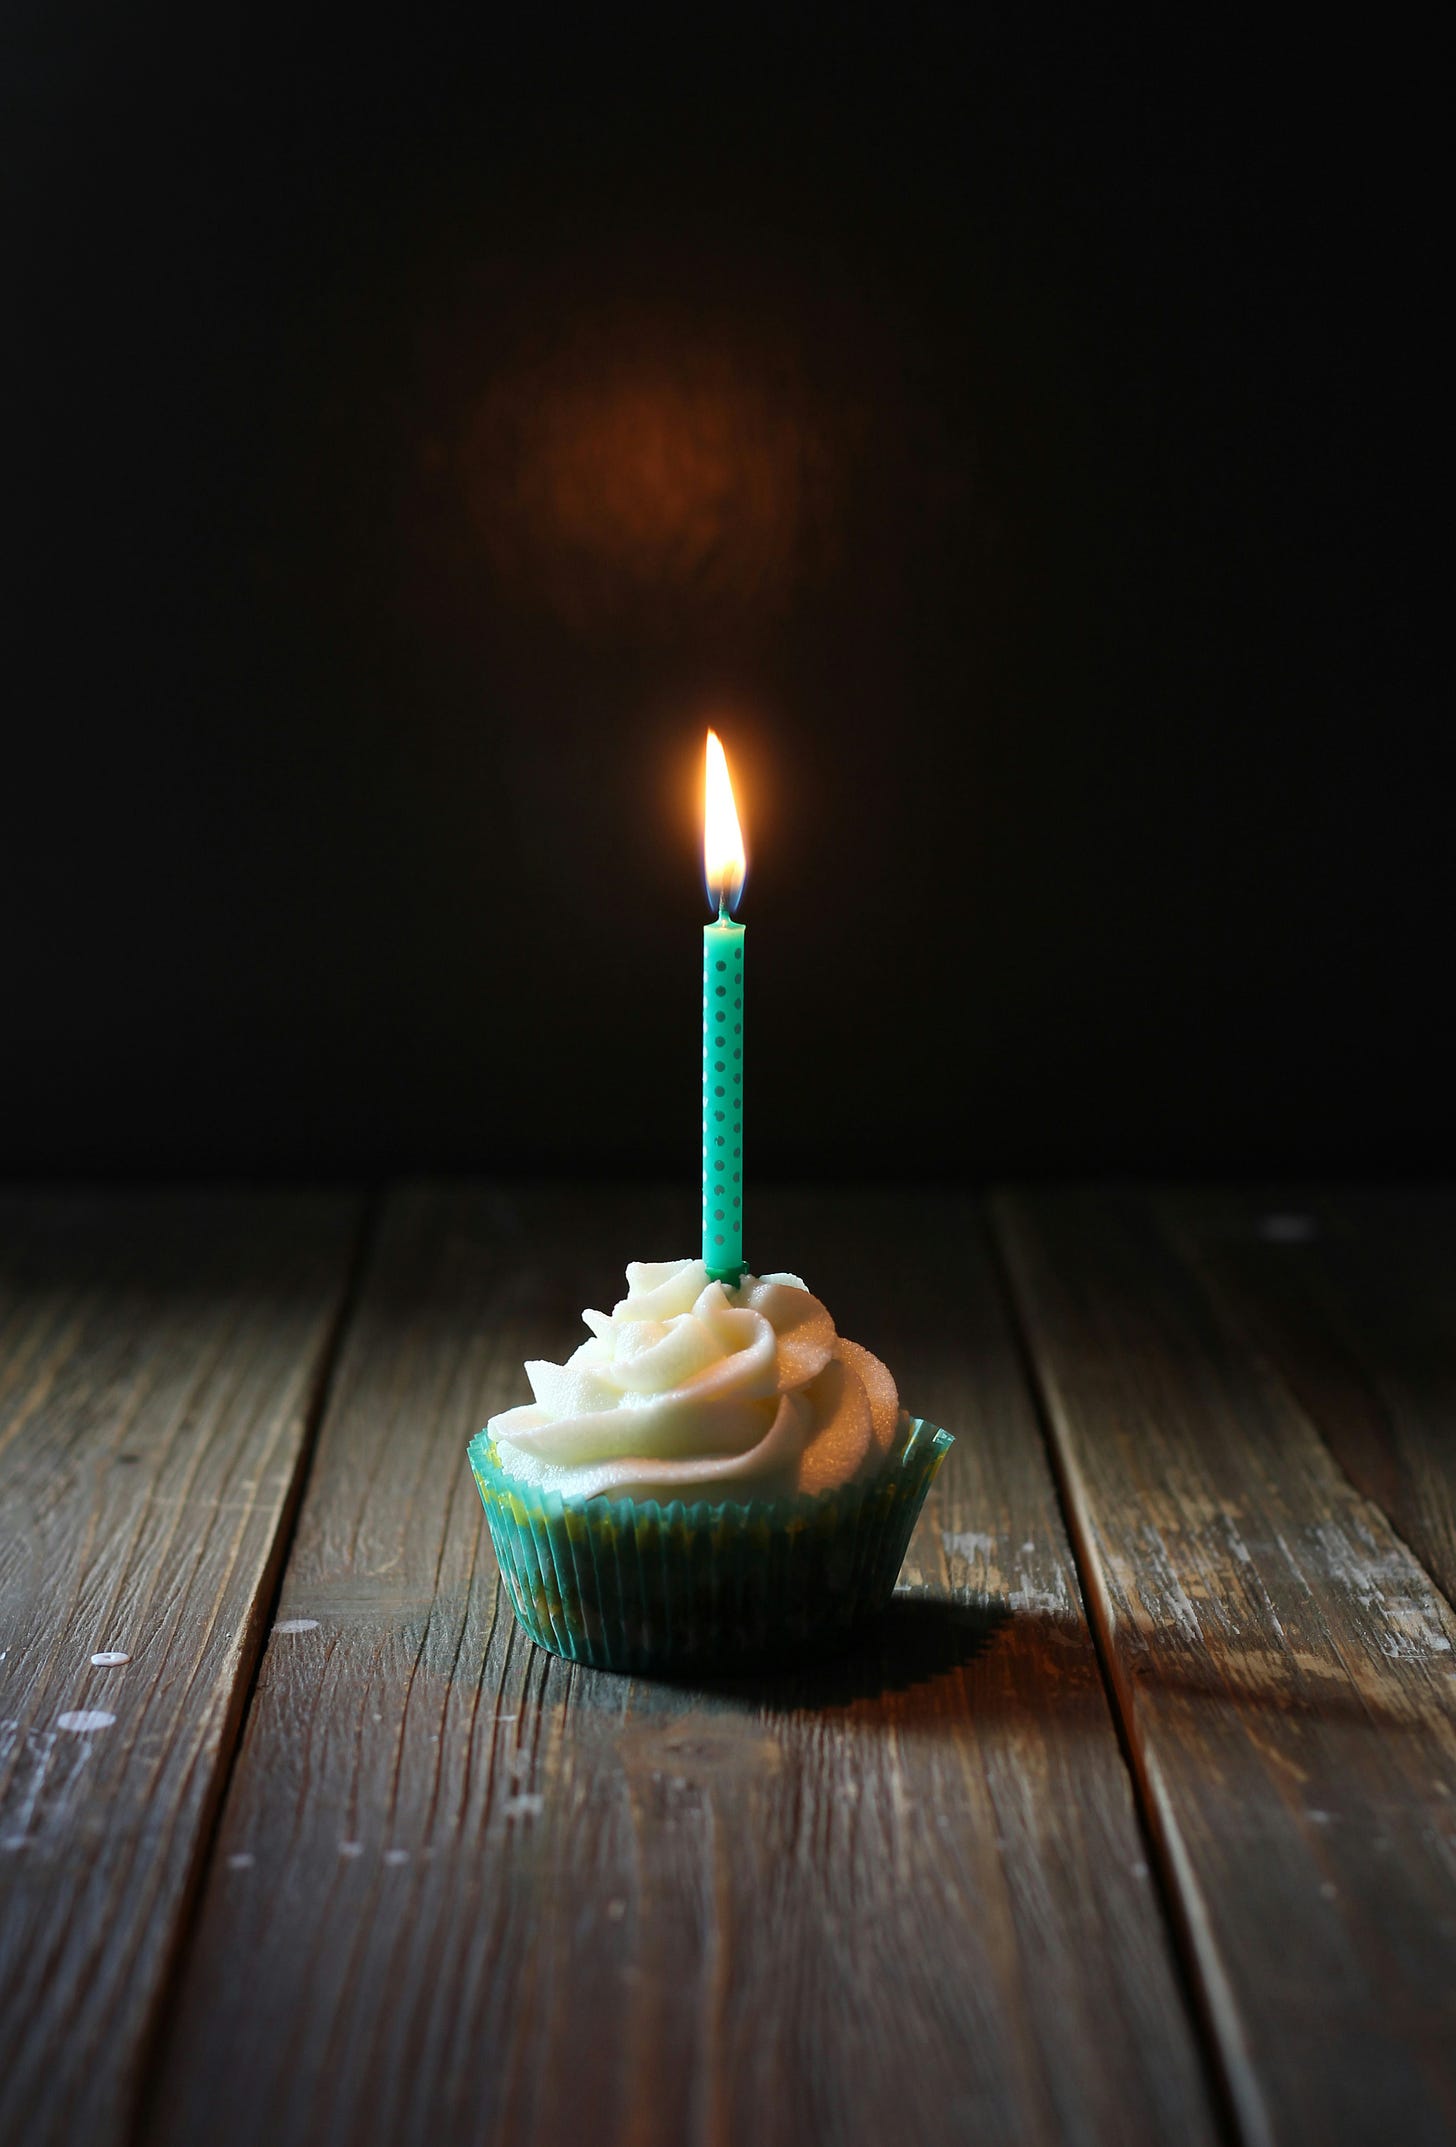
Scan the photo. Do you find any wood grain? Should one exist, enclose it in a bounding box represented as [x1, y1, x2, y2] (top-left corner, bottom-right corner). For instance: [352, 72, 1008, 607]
[142, 1184, 1214, 2147]
[1160, 1189, 1456, 1610]
[994, 1188, 1456, 2147]
[0, 1191, 361, 2147]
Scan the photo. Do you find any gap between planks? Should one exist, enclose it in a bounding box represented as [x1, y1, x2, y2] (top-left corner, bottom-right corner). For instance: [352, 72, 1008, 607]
[122, 1193, 381, 2147]
[991, 1187, 1456, 2147]
[1156, 1190, 1456, 1639]
[0, 1191, 367, 2147]
[983, 1195, 1249, 2147]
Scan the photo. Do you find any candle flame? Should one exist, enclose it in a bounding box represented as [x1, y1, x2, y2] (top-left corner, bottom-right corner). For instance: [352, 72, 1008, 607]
[703, 729, 746, 915]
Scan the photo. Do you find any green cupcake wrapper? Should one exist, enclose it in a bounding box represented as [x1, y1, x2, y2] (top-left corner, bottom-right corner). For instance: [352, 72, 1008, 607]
[467, 1413, 954, 1676]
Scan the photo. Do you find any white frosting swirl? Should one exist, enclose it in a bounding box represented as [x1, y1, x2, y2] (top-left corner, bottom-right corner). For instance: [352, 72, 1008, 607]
[488, 1257, 900, 1503]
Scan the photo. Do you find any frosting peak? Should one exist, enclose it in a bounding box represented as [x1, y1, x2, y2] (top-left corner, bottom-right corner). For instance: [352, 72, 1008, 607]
[488, 1257, 899, 1503]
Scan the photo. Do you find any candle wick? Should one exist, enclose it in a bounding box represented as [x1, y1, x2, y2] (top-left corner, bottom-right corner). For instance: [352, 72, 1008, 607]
[717, 895, 730, 923]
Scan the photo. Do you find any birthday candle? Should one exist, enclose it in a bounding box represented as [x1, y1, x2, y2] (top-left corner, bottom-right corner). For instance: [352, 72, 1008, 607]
[702, 730, 746, 1285]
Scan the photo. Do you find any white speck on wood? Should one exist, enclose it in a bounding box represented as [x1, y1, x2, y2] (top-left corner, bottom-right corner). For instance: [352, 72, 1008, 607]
[273, 1618, 320, 1636]
[90, 1651, 131, 1667]
[1307, 1519, 1456, 1658]
[0, 1720, 84, 1840]
[942, 1528, 996, 1564]
[57, 1710, 116, 1734]
[1008, 1564, 1075, 1616]
[1116, 1528, 1205, 1645]
[1224, 1522, 1254, 1567]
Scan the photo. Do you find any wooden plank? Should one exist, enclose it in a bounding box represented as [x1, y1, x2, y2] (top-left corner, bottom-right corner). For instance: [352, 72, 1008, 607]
[0, 1190, 362, 2147]
[1159, 1188, 1456, 1610]
[142, 1184, 1216, 2147]
[994, 1188, 1456, 2147]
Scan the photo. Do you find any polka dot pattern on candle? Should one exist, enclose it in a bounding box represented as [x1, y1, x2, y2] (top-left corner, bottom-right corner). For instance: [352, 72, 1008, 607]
[702, 918, 744, 1282]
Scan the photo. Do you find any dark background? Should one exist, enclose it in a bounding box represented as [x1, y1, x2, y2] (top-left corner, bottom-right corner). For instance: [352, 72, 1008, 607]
[4, 12, 1445, 1185]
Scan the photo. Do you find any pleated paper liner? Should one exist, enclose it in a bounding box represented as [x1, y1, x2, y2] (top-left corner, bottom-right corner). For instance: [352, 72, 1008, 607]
[467, 1413, 954, 1676]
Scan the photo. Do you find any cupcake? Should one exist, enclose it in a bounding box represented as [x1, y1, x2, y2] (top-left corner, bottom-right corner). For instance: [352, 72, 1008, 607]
[468, 1257, 952, 1674]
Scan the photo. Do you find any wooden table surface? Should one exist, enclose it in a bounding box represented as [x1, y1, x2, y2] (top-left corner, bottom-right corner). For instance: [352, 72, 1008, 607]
[2, 1184, 1454, 2147]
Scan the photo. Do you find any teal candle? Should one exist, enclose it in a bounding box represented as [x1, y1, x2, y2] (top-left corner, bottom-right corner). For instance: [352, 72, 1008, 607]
[703, 906, 745, 1282]
[702, 731, 746, 1285]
